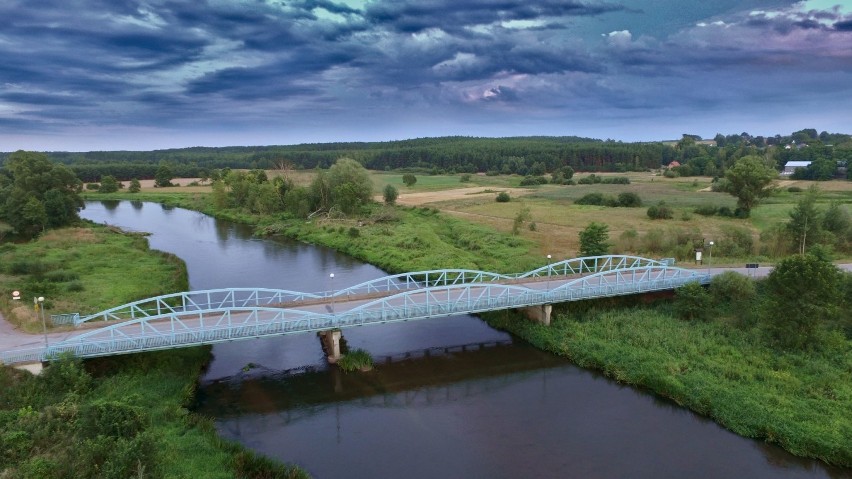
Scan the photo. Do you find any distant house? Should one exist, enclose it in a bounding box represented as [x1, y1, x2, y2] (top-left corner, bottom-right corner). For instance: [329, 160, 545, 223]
[782, 161, 812, 176]
[667, 161, 681, 169]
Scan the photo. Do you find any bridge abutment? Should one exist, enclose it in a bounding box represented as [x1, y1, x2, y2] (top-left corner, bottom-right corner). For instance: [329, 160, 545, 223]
[318, 330, 343, 363]
[521, 304, 552, 326]
[13, 361, 45, 376]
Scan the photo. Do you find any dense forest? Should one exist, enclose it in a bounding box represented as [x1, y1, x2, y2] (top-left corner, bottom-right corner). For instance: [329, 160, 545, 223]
[1, 131, 850, 182]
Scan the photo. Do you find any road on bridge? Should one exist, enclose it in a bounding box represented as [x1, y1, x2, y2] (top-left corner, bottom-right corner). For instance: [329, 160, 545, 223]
[2, 263, 850, 364]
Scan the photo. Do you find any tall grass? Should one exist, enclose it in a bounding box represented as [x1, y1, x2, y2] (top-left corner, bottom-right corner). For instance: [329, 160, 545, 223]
[0, 225, 188, 331]
[483, 305, 852, 467]
[0, 349, 309, 478]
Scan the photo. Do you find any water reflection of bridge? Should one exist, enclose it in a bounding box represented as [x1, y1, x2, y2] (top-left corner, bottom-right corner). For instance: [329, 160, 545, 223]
[196, 339, 569, 428]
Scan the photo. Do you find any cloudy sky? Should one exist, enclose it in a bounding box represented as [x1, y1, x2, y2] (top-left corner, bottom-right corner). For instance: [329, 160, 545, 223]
[1, 0, 851, 151]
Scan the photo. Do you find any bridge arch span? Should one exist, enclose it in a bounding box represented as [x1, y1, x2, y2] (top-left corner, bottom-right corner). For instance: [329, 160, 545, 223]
[3, 255, 711, 363]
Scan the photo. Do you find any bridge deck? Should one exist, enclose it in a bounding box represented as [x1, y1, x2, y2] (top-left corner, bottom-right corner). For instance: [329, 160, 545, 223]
[0, 256, 708, 365]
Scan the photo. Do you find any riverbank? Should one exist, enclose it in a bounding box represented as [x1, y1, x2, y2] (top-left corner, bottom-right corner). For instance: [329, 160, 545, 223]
[82, 194, 851, 468]
[0, 221, 308, 478]
[483, 306, 852, 467]
[0, 224, 187, 331]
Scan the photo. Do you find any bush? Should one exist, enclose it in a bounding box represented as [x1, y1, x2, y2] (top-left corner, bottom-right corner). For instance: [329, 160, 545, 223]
[38, 355, 92, 401]
[460, 174, 471, 183]
[86, 183, 100, 191]
[761, 254, 845, 349]
[718, 206, 734, 217]
[710, 271, 756, 306]
[383, 184, 398, 205]
[694, 204, 718, 216]
[231, 448, 307, 479]
[711, 178, 730, 192]
[647, 202, 673, 219]
[601, 176, 630, 185]
[519, 175, 548, 186]
[337, 349, 374, 372]
[495, 192, 511, 202]
[617, 192, 642, 207]
[674, 281, 710, 321]
[578, 222, 610, 256]
[348, 227, 360, 238]
[787, 186, 803, 193]
[9, 259, 51, 275]
[717, 225, 753, 257]
[576, 192, 606, 205]
[79, 401, 148, 439]
[44, 270, 79, 283]
[573, 192, 619, 207]
[98, 175, 120, 193]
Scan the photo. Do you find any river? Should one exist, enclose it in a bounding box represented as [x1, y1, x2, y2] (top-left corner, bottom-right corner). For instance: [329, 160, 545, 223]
[82, 200, 849, 479]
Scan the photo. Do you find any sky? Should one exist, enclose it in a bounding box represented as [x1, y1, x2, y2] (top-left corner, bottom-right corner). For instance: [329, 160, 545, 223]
[1, 0, 851, 151]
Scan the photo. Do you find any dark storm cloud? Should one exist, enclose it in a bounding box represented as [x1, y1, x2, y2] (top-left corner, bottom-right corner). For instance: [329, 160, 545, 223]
[744, 7, 851, 34]
[0, 92, 94, 107]
[187, 66, 321, 100]
[365, 0, 625, 33]
[481, 86, 519, 102]
[1, 0, 851, 147]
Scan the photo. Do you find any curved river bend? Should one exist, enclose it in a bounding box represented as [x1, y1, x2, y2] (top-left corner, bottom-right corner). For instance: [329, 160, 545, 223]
[82, 201, 849, 479]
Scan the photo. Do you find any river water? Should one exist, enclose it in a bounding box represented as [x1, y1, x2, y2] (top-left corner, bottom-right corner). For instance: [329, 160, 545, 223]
[82, 201, 849, 479]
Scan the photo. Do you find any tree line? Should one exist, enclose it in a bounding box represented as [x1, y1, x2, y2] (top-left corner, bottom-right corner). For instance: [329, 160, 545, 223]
[2, 131, 848, 183]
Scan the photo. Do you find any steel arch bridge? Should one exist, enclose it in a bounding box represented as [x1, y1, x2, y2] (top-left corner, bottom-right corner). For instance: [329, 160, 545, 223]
[1, 255, 707, 365]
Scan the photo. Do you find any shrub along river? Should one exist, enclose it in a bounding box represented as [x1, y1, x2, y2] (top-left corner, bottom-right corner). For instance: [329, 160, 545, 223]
[82, 201, 849, 479]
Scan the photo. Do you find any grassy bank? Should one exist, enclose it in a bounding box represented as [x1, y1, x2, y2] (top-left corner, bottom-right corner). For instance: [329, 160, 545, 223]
[482, 305, 852, 467]
[0, 224, 187, 332]
[0, 221, 308, 478]
[88, 192, 543, 274]
[1, 349, 308, 478]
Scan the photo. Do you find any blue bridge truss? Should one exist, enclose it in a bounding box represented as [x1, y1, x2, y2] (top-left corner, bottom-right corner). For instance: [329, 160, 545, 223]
[1, 255, 707, 365]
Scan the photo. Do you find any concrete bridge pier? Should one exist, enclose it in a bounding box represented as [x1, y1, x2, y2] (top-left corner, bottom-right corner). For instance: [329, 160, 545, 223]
[318, 330, 343, 364]
[521, 304, 553, 326]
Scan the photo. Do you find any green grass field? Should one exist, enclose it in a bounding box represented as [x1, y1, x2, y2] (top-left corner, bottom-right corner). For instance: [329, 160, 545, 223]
[0, 225, 187, 332]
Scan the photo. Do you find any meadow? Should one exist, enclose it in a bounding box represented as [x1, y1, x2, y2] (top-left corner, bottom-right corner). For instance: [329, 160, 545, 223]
[100, 169, 852, 264]
[0, 225, 187, 332]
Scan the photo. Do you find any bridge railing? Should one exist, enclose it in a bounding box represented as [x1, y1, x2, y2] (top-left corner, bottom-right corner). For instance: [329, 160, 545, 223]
[74, 255, 669, 326]
[37, 264, 708, 362]
[0, 347, 47, 365]
[76, 288, 323, 325]
[333, 255, 671, 296]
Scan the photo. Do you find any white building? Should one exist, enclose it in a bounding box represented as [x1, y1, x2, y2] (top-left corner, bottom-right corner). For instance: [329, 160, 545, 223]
[782, 161, 811, 176]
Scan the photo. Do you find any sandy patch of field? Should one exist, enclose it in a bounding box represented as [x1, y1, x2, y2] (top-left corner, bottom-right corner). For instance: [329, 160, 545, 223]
[136, 178, 203, 188]
[386, 186, 536, 206]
